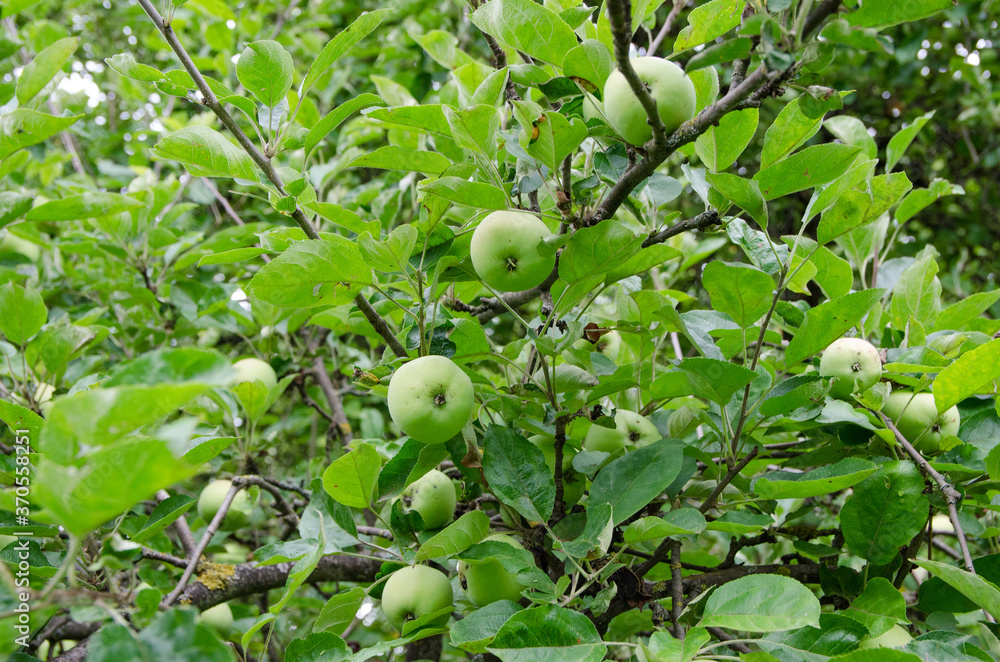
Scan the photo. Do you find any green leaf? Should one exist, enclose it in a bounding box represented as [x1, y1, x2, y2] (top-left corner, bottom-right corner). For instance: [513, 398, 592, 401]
[604, 243, 683, 285]
[415, 510, 490, 561]
[0, 109, 82, 160]
[483, 426, 554, 523]
[152, 126, 259, 180]
[419, 177, 507, 210]
[103, 347, 232, 387]
[889, 253, 941, 330]
[445, 104, 500, 161]
[129, 495, 196, 544]
[358, 225, 417, 273]
[0, 283, 46, 345]
[246, 237, 373, 308]
[89, 610, 232, 662]
[365, 105, 453, 138]
[105, 52, 165, 82]
[702, 261, 775, 328]
[589, 439, 682, 526]
[706, 511, 773, 534]
[237, 40, 293, 108]
[488, 605, 606, 662]
[841, 461, 929, 565]
[850, 0, 953, 29]
[886, 111, 934, 173]
[322, 443, 381, 509]
[696, 107, 758, 172]
[817, 172, 911, 245]
[304, 202, 380, 237]
[934, 289, 1000, 332]
[913, 558, 1000, 620]
[754, 458, 878, 499]
[451, 600, 523, 654]
[674, 0, 745, 52]
[762, 97, 827, 168]
[783, 289, 884, 365]
[271, 536, 323, 613]
[242, 613, 278, 653]
[304, 93, 386, 157]
[301, 10, 392, 96]
[841, 577, 909, 638]
[933, 338, 1000, 413]
[623, 509, 707, 544]
[16, 36, 77, 105]
[315, 586, 367, 634]
[470, 0, 579, 66]
[759, 613, 867, 660]
[706, 172, 768, 228]
[0, 192, 33, 228]
[26, 192, 145, 221]
[677, 357, 759, 405]
[198, 247, 269, 266]
[824, 115, 878, 160]
[525, 111, 587, 174]
[895, 177, 964, 224]
[561, 40, 613, 90]
[754, 144, 862, 200]
[559, 222, 644, 284]
[759, 374, 826, 418]
[0, 399, 44, 442]
[348, 146, 451, 175]
[701, 574, 821, 632]
[286, 632, 350, 662]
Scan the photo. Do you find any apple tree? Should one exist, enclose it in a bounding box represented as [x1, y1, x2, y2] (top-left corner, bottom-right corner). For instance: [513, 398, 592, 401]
[1, 0, 999, 661]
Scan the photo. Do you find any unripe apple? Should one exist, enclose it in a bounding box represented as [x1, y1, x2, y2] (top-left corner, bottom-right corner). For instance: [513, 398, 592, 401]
[231, 357, 277, 391]
[457, 534, 527, 607]
[197, 479, 253, 531]
[402, 469, 457, 530]
[582, 96, 603, 123]
[819, 337, 882, 399]
[469, 210, 555, 293]
[858, 624, 912, 649]
[197, 602, 234, 637]
[35, 640, 75, 660]
[883, 391, 960, 454]
[380, 564, 453, 630]
[583, 410, 660, 454]
[387, 355, 474, 444]
[603, 57, 696, 146]
[0, 230, 41, 261]
[529, 435, 584, 506]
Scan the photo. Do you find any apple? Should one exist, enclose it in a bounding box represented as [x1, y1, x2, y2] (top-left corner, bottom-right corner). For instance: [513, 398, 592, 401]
[387, 355, 474, 444]
[197, 602, 234, 637]
[529, 435, 584, 506]
[883, 391, 960, 454]
[582, 96, 603, 123]
[858, 624, 912, 649]
[380, 564, 453, 630]
[574, 329, 622, 363]
[457, 534, 527, 607]
[402, 469, 457, 530]
[603, 56, 696, 146]
[819, 337, 882, 399]
[469, 210, 555, 293]
[34, 640, 76, 660]
[583, 409, 660, 454]
[0, 230, 41, 261]
[197, 479, 253, 531]
[231, 357, 277, 391]
[213, 541, 250, 564]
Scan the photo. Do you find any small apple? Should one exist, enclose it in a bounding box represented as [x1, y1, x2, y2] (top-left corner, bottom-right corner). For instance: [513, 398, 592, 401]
[883, 391, 960, 454]
[197, 479, 253, 531]
[0, 230, 41, 261]
[231, 357, 277, 391]
[197, 602, 234, 637]
[529, 435, 584, 506]
[819, 337, 882, 399]
[34, 640, 76, 660]
[402, 469, 457, 530]
[603, 56, 696, 146]
[457, 534, 527, 607]
[858, 624, 912, 649]
[583, 409, 660, 454]
[387, 355, 474, 444]
[582, 96, 603, 123]
[380, 564, 453, 630]
[469, 210, 555, 293]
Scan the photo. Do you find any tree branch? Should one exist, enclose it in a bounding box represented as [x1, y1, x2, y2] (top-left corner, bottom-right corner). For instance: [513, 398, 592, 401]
[648, 0, 687, 56]
[312, 356, 354, 445]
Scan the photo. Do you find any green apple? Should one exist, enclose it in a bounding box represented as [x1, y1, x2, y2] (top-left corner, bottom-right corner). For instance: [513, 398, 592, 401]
[197, 602, 234, 637]
[858, 624, 912, 649]
[603, 56, 696, 146]
[402, 469, 457, 530]
[35, 640, 75, 660]
[231, 357, 277, 391]
[819, 337, 882, 399]
[381, 564, 453, 630]
[883, 391, 960, 454]
[0, 230, 41, 261]
[529, 435, 584, 506]
[457, 534, 527, 607]
[469, 210, 555, 293]
[582, 95, 603, 123]
[583, 409, 660, 454]
[387, 355, 474, 444]
[197, 479, 253, 531]
[213, 541, 250, 564]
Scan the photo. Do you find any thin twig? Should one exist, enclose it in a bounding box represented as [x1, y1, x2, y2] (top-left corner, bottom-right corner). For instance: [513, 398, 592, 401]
[234, 475, 300, 527]
[312, 356, 353, 445]
[648, 0, 687, 56]
[669, 539, 684, 639]
[700, 447, 760, 515]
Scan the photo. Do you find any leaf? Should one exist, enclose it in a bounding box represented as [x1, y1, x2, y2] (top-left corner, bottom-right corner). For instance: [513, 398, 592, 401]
[315, 586, 367, 634]
[152, 126, 259, 180]
[841, 461, 929, 565]
[759, 374, 826, 418]
[0, 109, 82, 160]
[762, 97, 827, 168]
[451, 600, 523, 654]
[913, 558, 1000, 620]
[677, 357, 759, 405]
[850, 0, 953, 29]
[105, 52, 165, 82]
[525, 111, 587, 174]
[674, 0, 745, 52]
[695, 107, 758, 172]
[623, 509, 707, 544]
[706, 172, 768, 228]
[895, 178, 964, 224]
[754, 458, 879, 499]
[488, 605, 606, 662]
[270, 536, 323, 613]
[0, 399, 44, 442]
[322, 443, 380, 509]
[760, 613, 868, 660]
[824, 115, 878, 160]
[246, 237, 373, 308]
[702, 261, 775, 328]
[17, 36, 78, 105]
[889, 253, 940, 330]
[0, 192, 33, 228]
[304, 93, 385, 157]
[604, 243, 682, 285]
[559, 222, 644, 284]
[198, 247, 270, 266]
[416, 510, 490, 560]
[236, 40, 293, 108]
[841, 577, 909, 638]
[589, 439, 682, 526]
[754, 143, 862, 200]
[242, 613, 278, 653]
[419, 177, 508, 210]
[933, 338, 1000, 413]
[304, 202, 380, 237]
[129, 494, 196, 544]
[817, 172, 911, 244]
[445, 104, 500, 161]
[348, 146, 451, 175]
[0, 283, 46, 345]
[706, 511, 773, 534]
[701, 574, 821, 632]
[483, 426, 554, 523]
[358, 225, 417, 273]
[934, 289, 1000, 332]
[26, 192, 145, 221]
[286, 632, 350, 662]
[470, 0, 579, 66]
[561, 40, 613, 90]
[783, 289, 884, 365]
[886, 111, 935, 173]
[301, 9, 392, 96]
[365, 105, 453, 138]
